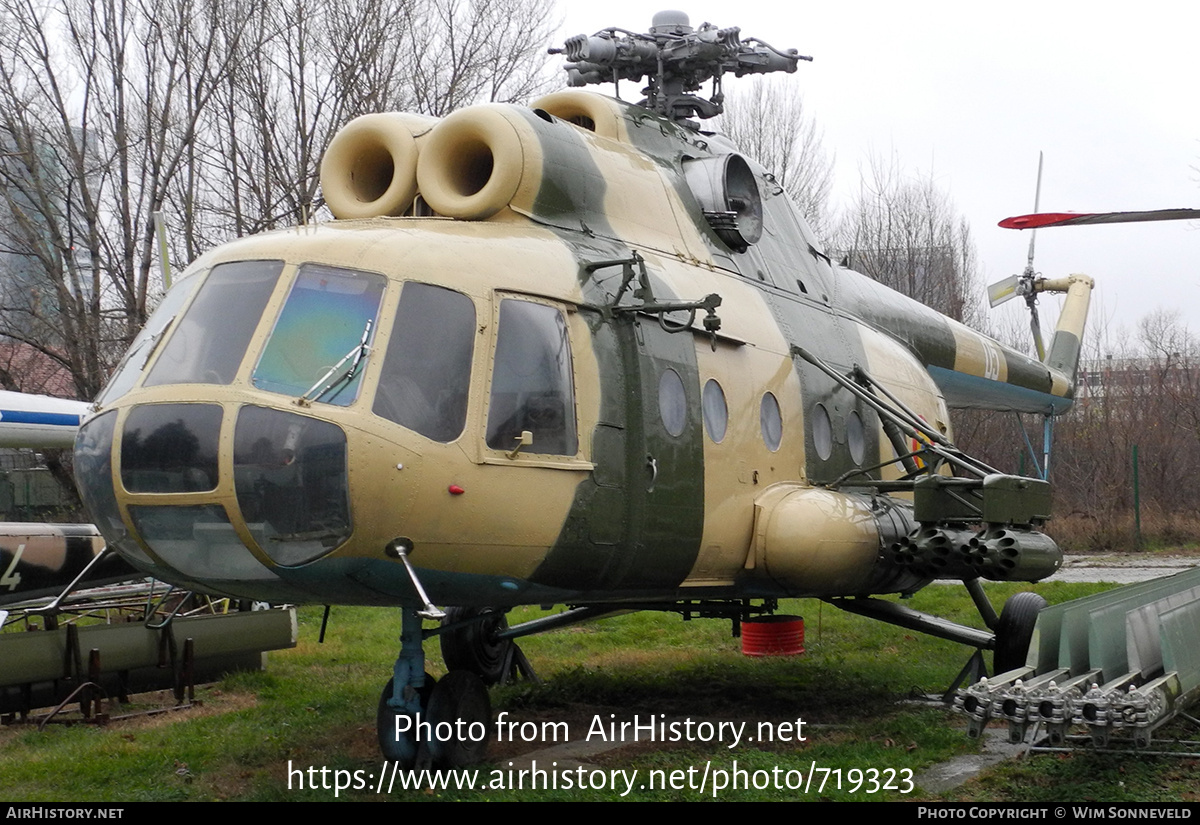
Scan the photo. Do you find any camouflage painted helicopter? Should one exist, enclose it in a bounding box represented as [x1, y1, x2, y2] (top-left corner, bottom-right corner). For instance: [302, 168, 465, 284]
[72, 11, 1094, 767]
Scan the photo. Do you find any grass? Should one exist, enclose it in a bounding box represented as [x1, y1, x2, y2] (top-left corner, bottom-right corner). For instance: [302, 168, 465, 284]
[3, 581, 1199, 801]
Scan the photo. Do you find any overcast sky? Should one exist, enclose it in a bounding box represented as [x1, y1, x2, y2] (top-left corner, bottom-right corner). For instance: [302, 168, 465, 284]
[553, 1, 1200, 353]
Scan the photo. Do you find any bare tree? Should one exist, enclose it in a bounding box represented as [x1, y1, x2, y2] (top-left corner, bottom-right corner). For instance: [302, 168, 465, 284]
[834, 154, 980, 325]
[404, 0, 560, 117]
[715, 77, 834, 241]
[175, 0, 559, 252]
[181, 0, 423, 249]
[0, 0, 244, 399]
[1039, 311, 1200, 546]
[0, 0, 560, 405]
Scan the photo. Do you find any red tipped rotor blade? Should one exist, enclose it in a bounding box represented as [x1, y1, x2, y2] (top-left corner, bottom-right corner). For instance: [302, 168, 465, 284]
[1000, 209, 1200, 229]
[1000, 209, 1200, 228]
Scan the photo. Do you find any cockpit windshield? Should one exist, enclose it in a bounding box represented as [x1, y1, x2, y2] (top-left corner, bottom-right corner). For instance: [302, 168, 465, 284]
[144, 260, 284, 388]
[96, 269, 204, 405]
[253, 264, 386, 406]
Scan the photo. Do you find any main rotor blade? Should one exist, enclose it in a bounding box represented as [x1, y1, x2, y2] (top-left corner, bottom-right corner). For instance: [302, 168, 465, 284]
[987, 274, 1019, 308]
[1000, 209, 1200, 229]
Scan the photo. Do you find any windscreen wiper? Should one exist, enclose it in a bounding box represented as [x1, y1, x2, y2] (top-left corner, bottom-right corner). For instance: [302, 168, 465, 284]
[298, 319, 373, 405]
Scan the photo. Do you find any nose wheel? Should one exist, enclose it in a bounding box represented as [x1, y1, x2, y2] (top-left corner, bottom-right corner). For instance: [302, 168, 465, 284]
[426, 670, 491, 767]
[378, 608, 494, 768]
[377, 673, 435, 766]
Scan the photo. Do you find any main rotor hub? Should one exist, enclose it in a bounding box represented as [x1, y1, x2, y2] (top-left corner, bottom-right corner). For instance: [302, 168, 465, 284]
[551, 11, 810, 125]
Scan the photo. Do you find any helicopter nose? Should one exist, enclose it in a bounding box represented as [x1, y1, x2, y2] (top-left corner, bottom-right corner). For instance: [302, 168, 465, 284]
[74, 402, 351, 595]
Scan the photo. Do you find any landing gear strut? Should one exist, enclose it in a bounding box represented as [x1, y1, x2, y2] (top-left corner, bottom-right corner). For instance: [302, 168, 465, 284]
[378, 609, 432, 765]
[378, 608, 493, 768]
[944, 587, 1046, 696]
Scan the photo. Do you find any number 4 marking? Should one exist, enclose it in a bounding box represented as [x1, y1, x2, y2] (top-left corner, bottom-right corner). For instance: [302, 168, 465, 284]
[1, 544, 25, 591]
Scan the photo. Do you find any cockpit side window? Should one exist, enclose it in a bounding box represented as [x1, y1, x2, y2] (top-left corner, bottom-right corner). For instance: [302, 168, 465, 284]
[144, 260, 283, 388]
[253, 264, 386, 406]
[97, 268, 206, 404]
[486, 299, 578, 456]
[373, 282, 475, 441]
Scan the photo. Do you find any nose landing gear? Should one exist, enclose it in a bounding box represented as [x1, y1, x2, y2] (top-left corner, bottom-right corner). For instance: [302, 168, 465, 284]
[378, 608, 494, 768]
[377, 672, 435, 765]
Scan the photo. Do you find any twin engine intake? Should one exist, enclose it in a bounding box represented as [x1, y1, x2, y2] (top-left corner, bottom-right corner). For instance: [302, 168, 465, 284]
[320, 92, 626, 222]
[318, 91, 765, 255]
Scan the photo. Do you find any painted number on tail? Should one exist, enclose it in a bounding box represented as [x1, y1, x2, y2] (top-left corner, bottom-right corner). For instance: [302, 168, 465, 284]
[1, 544, 24, 591]
[982, 338, 1001, 382]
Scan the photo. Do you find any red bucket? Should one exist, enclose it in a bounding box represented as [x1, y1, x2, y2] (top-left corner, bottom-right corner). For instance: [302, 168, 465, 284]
[741, 615, 805, 657]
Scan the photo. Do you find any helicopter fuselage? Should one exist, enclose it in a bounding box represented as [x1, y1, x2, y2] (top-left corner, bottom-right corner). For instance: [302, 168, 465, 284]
[74, 91, 1085, 612]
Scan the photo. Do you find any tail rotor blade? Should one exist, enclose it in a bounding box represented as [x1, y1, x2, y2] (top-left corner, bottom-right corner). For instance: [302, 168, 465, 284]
[1025, 151, 1044, 271]
[1030, 302, 1045, 362]
[987, 274, 1019, 308]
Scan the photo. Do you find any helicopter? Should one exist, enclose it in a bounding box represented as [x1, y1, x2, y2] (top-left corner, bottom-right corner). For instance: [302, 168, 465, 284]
[70, 11, 1095, 768]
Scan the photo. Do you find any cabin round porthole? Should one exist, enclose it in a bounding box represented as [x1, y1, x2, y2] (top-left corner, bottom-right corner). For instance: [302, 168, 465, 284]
[760, 392, 782, 452]
[658, 368, 687, 437]
[812, 403, 833, 461]
[702, 379, 728, 443]
[847, 410, 866, 465]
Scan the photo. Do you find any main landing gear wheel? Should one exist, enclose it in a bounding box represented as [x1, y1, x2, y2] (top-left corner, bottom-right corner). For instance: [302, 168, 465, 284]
[426, 671, 492, 768]
[993, 592, 1047, 675]
[441, 606, 536, 685]
[377, 673, 435, 767]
